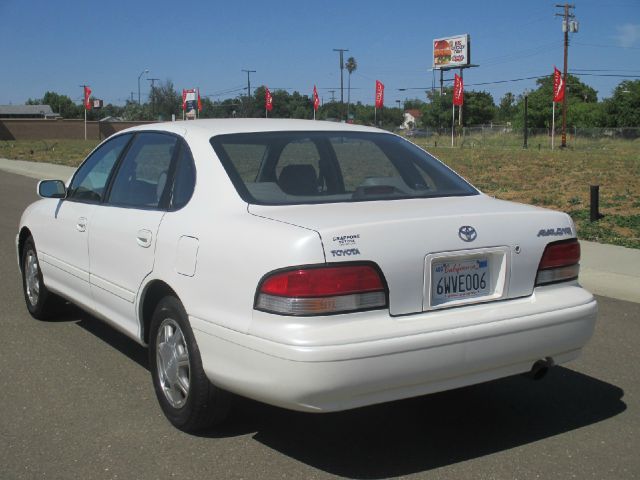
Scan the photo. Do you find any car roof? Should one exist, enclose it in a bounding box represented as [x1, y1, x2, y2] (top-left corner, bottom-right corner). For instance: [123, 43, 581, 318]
[121, 118, 388, 137]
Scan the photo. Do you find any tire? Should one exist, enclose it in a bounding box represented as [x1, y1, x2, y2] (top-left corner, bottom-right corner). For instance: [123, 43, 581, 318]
[149, 296, 231, 432]
[21, 236, 61, 320]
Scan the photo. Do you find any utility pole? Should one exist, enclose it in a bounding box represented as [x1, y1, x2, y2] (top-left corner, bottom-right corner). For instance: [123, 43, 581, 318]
[241, 69, 256, 117]
[555, 3, 578, 148]
[523, 91, 529, 149]
[80, 84, 89, 140]
[147, 78, 160, 119]
[328, 90, 336, 103]
[333, 48, 348, 120]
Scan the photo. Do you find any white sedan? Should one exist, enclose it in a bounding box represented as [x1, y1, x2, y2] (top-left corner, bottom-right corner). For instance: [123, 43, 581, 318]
[17, 119, 597, 431]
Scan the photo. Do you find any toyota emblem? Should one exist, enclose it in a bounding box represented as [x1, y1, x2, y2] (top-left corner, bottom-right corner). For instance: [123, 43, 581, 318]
[458, 226, 477, 242]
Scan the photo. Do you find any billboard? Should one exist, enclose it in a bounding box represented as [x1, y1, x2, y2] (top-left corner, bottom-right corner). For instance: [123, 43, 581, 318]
[433, 34, 470, 69]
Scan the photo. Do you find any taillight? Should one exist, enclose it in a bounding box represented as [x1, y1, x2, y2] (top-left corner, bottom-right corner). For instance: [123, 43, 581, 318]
[535, 238, 580, 286]
[255, 264, 388, 315]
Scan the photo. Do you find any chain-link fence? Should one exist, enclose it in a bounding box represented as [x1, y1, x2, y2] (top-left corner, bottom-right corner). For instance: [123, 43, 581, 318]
[403, 125, 640, 150]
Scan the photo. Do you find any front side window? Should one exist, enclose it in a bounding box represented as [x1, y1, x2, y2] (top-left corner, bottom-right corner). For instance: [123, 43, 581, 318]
[211, 131, 478, 205]
[108, 132, 177, 209]
[68, 134, 131, 202]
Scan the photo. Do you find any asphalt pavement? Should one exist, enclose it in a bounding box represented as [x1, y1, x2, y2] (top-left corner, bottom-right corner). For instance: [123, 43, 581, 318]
[1, 166, 639, 479]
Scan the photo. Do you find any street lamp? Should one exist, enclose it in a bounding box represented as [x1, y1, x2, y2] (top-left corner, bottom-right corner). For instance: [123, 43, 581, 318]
[138, 69, 149, 104]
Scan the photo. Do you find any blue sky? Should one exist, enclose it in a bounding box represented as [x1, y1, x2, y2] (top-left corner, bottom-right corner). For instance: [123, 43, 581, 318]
[1, 0, 639, 107]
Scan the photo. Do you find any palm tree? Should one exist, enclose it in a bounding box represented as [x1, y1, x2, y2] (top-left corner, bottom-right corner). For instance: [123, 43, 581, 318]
[345, 57, 357, 119]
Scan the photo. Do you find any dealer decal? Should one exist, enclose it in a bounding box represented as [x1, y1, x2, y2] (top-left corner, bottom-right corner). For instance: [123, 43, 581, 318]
[332, 234, 360, 246]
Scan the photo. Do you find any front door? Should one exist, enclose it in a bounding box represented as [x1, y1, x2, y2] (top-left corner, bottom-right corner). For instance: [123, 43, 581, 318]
[35, 133, 132, 310]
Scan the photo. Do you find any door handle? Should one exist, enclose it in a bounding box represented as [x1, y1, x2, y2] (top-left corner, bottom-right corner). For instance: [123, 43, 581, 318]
[76, 217, 87, 232]
[136, 229, 153, 248]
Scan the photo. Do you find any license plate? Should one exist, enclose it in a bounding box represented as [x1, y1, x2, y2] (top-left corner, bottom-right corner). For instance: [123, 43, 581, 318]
[432, 257, 490, 305]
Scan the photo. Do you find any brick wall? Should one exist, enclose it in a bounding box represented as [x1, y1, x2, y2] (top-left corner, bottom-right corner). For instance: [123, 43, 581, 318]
[0, 119, 158, 141]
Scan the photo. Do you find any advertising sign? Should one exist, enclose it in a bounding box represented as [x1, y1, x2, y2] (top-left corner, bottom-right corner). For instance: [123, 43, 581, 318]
[182, 89, 198, 119]
[453, 74, 464, 105]
[433, 34, 470, 69]
[553, 67, 565, 103]
[375, 80, 384, 109]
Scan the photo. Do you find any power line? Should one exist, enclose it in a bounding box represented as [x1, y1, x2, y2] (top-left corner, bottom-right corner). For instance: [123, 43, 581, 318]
[574, 41, 640, 50]
[570, 73, 640, 78]
[572, 68, 640, 73]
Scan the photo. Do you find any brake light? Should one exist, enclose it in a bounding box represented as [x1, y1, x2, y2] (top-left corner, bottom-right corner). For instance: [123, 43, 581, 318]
[535, 239, 580, 286]
[255, 264, 387, 315]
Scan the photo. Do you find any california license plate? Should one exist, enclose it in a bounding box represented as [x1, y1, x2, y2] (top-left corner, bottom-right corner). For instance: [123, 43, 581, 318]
[431, 257, 491, 305]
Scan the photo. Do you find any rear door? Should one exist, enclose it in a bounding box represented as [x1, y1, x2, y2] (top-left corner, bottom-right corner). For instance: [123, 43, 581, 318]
[88, 132, 178, 338]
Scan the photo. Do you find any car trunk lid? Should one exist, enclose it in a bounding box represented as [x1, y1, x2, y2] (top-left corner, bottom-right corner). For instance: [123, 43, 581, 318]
[249, 195, 575, 315]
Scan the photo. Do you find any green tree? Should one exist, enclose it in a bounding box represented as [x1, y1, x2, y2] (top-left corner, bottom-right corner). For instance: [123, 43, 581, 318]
[463, 90, 496, 125]
[121, 100, 148, 121]
[252, 87, 313, 119]
[603, 80, 640, 127]
[345, 56, 357, 118]
[512, 73, 598, 129]
[403, 98, 425, 110]
[496, 92, 518, 123]
[26, 91, 81, 118]
[149, 80, 181, 121]
[568, 102, 606, 128]
[421, 89, 454, 130]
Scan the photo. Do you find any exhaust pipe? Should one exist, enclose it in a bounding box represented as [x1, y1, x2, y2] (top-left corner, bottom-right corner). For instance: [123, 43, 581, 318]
[525, 358, 554, 380]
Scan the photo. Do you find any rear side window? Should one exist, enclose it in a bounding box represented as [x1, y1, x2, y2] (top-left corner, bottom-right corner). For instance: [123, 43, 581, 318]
[170, 141, 196, 210]
[68, 134, 131, 203]
[108, 133, 177, 209]
[211, 131, 477, 205]
[332, 137, 398, 191]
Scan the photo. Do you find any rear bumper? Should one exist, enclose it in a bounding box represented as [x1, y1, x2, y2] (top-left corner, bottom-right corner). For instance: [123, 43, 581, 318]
[191, 284, 597, 412]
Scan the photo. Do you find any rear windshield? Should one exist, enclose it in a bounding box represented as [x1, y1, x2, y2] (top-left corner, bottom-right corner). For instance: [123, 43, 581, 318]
[210, 131, 477, 205]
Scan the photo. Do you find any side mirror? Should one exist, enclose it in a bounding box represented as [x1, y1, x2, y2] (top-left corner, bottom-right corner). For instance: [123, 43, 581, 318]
[37, 180, 67, 199]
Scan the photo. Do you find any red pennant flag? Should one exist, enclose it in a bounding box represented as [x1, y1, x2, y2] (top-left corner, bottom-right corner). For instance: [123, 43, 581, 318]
[375, 80, 384, 109]
[197, 89, 202, 112]
[84, 86, 92, 110]
[313, 85, 320, 111]
[265, 87, 273, 112]
[182, 89, 187, 111]
[453, 74, 464, 106]
[553, 66, 565, 103]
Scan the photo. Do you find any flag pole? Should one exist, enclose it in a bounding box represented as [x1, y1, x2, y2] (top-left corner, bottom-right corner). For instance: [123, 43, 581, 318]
[551, 101, 556, 150]
[451, 103, 455, 147]
[374, 107, 377, 125]
[84, 107, 87, 141]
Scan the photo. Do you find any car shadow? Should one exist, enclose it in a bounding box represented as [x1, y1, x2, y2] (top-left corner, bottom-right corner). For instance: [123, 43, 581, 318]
[203, 367, 626, 478]
[59, 303, 149, 370]
[67, 306, 625, 478]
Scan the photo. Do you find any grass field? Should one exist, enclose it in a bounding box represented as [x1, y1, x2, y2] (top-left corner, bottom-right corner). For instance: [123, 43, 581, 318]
[416, 136, 640, 249]
[1, 135, 639, 248]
